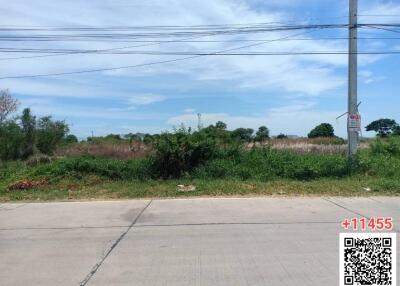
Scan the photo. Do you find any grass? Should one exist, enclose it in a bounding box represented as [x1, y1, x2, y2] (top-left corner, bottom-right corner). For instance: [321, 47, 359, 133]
[1, 137, 400, 202]
[1, 176, 399, 202]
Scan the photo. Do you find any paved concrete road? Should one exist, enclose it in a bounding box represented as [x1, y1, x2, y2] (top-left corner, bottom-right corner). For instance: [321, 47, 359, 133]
[0, 197, 399, 286]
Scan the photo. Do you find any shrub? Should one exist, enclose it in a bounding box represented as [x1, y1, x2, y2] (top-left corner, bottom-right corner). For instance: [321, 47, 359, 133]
[194, 147, 349, 181]
[33, 156, 153, 181]
[370, 137, 400, 156]
[393, 125, 400, 136]
[152, 129, 219, 178]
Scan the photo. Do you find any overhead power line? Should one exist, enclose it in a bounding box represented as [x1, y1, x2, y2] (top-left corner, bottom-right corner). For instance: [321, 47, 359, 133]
[364, 25, 400, 34]
[0, 28, 320, 80]
[1, 49, 399, 56]
[0, 23, 397, 43]
[1, 23, 399, 79]
[0, 24, 351, 41]
[0, 24, 273, 61]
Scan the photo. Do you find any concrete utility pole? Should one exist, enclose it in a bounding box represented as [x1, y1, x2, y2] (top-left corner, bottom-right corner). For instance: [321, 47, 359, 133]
[347, 0, 359, 157]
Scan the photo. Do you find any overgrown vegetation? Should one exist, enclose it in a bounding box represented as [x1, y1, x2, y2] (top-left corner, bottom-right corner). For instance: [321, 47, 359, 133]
[1, 90, 400, 201]
[0, 107, 69, 160]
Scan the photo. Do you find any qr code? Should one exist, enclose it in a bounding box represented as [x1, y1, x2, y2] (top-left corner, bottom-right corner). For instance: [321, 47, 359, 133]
[340, 233, 397, 286]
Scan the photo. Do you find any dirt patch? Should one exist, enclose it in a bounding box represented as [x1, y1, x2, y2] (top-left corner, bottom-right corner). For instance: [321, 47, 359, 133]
[8, 180, 48, 191]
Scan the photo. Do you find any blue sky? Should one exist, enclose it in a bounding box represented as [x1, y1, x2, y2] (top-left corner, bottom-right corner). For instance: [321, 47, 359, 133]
[0, 0, 399, 138]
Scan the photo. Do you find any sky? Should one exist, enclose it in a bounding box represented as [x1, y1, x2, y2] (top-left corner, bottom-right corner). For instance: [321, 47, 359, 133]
[0, 0, 399, 138]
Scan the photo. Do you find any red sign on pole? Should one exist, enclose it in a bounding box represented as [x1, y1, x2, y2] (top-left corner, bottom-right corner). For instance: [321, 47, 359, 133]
[348, 113, 361, 132]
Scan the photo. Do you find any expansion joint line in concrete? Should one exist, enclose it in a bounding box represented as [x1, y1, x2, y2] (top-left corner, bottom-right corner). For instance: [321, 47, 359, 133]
[79, 200, 153, 286]
[322, 198, 368, 219]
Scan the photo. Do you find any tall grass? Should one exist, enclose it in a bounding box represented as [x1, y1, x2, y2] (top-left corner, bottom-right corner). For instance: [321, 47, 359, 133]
[3, 137, 400, 185]
[194, 147, 350, 181]
[55, 141, 152, 160]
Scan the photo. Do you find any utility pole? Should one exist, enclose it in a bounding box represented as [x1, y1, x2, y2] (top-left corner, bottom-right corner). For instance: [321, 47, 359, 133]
[347, 0, 359, 157]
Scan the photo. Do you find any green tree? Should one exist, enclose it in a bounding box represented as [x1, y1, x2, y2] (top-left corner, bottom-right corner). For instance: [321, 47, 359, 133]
[276, 133, 288, 139]
[231, 128, 254, 142]
[366, 119, 398, 137]
[0, 121, 23, 160]
[215, 121, 227, 130]
[21, 108, 36, 158]
[255, 126, 269, 142]
[308, 123, 335, 138]
[63, 134, 78, 144]
[36, 116, 69, 155]
[106, 134, 122, 140]
[143, 134, 154, 144]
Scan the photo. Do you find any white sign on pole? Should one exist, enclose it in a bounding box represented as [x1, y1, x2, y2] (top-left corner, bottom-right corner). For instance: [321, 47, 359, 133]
[348, 113, 361, 132]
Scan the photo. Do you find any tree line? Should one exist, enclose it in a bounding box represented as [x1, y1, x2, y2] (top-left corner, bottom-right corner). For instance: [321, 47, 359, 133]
[0, 90, 70, 160]
[1, 89, 399, 161]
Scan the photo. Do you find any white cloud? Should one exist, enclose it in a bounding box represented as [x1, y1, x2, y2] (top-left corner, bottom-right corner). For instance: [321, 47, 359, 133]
[360, 2, 400, 24]
[360, 70, 385, 84]
[19, 97, 160, 121]
[127, 94, 166, 107]
[1, 0, 397, 138]
[0, 0, 383, 97]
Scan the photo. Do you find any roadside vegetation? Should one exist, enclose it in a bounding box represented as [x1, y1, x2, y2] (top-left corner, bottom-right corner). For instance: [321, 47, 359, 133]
[1, 90, 400, 201]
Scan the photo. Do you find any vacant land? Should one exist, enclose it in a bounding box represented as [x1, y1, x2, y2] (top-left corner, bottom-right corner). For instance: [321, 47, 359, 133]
[1, 136, 400, 202]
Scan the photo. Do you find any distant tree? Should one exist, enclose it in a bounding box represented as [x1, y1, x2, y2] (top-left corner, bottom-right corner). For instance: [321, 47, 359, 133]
[21, 108, 36, 158]
[106, 134, 122, 140]
[276, 133, 288, 139]
[0, 121, 23, 160]
[231, 128, 254, 142]
[36, 116, 69, 155]
[366, 119, 398, 137]
[63, 134, 78, 144]
[215, 121, 227, 130]
[0, 89, 19, 124]
[255, 126, 270, 142]
[143, 134, 154, 145]
[308, 123, 335, 138]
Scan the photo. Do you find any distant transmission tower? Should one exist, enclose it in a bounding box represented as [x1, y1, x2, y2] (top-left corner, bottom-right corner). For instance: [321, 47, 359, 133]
[197, 113, 203, 131]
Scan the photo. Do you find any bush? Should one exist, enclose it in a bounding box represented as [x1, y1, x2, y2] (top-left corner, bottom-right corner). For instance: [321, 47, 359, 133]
[194, 147, 349, 181]
[370, 137, 400, 156]
[393, 125, 400, 136]
[33, 156, 153, 181]
[152, 128, 219, 178]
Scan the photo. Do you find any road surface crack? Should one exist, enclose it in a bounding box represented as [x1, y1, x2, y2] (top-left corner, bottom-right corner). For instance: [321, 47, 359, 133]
[79, 200, 153, 286]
